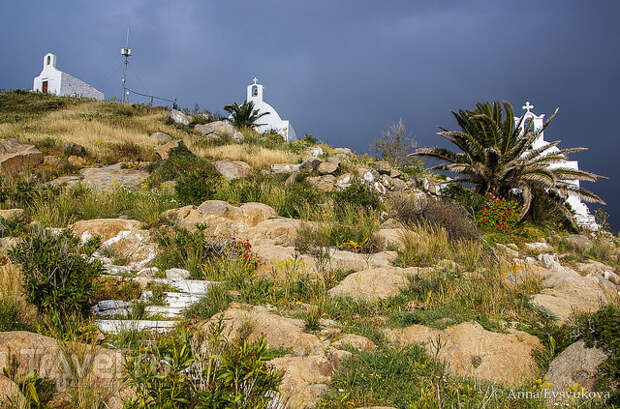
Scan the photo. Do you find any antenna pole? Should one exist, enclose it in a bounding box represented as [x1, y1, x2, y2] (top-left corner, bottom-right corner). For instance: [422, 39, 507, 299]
[121, 28, 132, 103]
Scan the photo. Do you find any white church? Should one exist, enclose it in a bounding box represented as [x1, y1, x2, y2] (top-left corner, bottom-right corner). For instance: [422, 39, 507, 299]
[245, 77, 296, 142]
[516, 101, 598, 230]
[33, 53, 104, 100]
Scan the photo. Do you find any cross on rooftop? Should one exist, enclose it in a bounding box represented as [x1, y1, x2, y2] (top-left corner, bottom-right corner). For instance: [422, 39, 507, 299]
[252, 77, 258, 84]
[522, 101, 534, 113]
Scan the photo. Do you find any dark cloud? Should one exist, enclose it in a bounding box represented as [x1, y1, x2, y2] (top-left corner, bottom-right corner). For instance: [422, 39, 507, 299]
[2, 0, 619, 231]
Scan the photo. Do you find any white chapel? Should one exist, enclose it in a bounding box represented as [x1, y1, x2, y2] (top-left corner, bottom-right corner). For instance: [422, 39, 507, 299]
[516, 101, 598, 230]
[33, 53, 104, 100]
[245, 77, 297, 142]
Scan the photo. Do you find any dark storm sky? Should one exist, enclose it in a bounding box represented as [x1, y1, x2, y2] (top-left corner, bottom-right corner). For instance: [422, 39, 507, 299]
[2, 1, 619, 231]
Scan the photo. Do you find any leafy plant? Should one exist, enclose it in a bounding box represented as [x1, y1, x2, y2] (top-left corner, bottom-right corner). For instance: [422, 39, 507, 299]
[123, 323, 283, 409]
[8, 229, 103, 315]
[412, 101, 605, 228]
[477, 195, 520, 234]
[333, 181, 381, 212]
[224, 100, 269, 128]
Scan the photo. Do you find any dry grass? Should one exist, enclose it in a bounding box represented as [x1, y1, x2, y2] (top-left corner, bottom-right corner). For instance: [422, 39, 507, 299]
[0, 101, 191, 163]
[0, 263, 38, 328]
[194, 143, 301, 169]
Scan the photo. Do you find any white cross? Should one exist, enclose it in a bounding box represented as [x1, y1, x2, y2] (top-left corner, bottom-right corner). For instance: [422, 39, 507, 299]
[522, 101, 534, 113]
[252, 76, 258, 84]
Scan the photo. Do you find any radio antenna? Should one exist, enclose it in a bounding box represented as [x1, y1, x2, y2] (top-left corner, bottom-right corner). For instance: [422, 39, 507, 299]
[120, 28, 132, 103]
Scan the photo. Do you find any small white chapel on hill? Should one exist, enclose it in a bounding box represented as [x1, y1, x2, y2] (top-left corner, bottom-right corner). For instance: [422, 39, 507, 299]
[245, 77, 296, 142]
[33, 53, 104, 100]
[516, 101, 598, 230]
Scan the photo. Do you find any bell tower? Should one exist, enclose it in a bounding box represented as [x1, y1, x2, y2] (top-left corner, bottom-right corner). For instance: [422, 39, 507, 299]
[246, 77, 264, 103]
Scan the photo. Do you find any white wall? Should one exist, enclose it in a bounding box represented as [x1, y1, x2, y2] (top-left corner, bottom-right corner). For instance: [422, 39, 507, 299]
[246, 82, 297, 142]
[33, 53, 104, 100]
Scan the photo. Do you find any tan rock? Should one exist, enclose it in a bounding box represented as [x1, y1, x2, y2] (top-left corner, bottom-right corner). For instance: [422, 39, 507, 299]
[214, 160, 251, 181]
[43, 155, 62, 167]
[67, 155, 86, 168]
[318, 160, 340, 175]
[0, 208, 26, 223]
[0, 138, 43, 174]
[154, 140, 182, 160]
[194, 120, 235, 138]
[253, 244, 316, 277]
[0, 331, 122, 387]
[328, 250, 396, 272]
[80, 163, 148, 190]
[149, 131, 172, 144]
[0, 374, 25, 407]
[306, 175, 336, 192]
[205, 306, 325, 355]
[543, 340, 609, 404]
[70, 219, 143, 242]
[269, 355, 334, 409]
[46, 175, 82, 188]
[168, 109, 191, 125]
[332, 334, 376, 352]
[246, 218, 302, 246]
[530, 255, 608, 323]
[384, 322, 541, 385]
[329, 266, 427, 300]
[239, 202, 278, 226]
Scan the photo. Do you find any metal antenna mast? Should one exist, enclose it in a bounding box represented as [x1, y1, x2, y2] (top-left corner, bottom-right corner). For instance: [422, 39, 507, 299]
[121, 28, 132, 103]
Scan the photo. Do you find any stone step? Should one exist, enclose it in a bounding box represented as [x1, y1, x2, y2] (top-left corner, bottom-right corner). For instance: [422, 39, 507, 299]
[96, 320, 177, 334]
[145, 305, 185, 318]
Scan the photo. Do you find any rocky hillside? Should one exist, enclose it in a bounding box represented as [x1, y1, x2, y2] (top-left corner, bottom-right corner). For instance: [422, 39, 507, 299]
[0, 90, 618, 408]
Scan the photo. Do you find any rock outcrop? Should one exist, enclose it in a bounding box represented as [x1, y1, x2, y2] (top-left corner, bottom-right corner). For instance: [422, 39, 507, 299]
[80, 163, 149, 190]
[384, 322, 541, 385]
[168, 109, 191, 126]
[214, 160, 251, 181]
[0, 138, 43, 174]
[329, 266, 428, 300]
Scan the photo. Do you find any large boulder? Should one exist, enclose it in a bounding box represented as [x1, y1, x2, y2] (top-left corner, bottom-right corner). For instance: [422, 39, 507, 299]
[271, 163, 301, 174]
[543, 341, 608, 404]
[70, 219, 156, 269]
[149, 131, 172, 144]
[530, 254, 609, 323]
[328, 266, 428, 300]
[384, 322, 541, 385]
[194, 120, 235, 138]
[0, 208, 27, 223]
[204, 306, 325, 355]
[80, 163, 149, 190]
[332, 334, 376, 352]
[0, 138, 43, 174]
[269, 355, 334, 409]
[168, 109, 191, 125]
[0, 331, 122, 388]
[306, 175, 336, 192]
[214, 160, 251, 181]
[318, 160, 339, 175]
[154, 139, 183, 160]
[0, 374, 25, 407]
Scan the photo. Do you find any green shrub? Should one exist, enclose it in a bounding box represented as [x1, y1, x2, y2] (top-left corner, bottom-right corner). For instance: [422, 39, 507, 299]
[123, 324, 283, 409]
[185, 284, 231, 319]
[333, 181, 381, 212]
[175, 167, 221, 205]
[477, 195, 520, 234]
[8, 229, 103, 315]
[280, 181, 323, 218]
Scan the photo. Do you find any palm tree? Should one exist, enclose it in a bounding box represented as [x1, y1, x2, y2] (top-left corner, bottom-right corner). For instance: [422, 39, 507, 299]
[411, 101, 605, 225]
[224, 101, 269, 129]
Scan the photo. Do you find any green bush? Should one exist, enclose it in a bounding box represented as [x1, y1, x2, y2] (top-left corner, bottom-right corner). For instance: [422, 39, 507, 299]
[8, 229, 103, 315]
[123, 324, 283, 409]
[280, 181, 323, 218]
[175, 167, 221, 205]
[333, 182, 381, 212]
[185, 284, 231, 320]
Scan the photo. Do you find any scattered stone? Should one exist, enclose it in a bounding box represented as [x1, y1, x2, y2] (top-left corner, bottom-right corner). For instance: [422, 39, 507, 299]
[166, 268, 191, 280]
[372, 160, 392, 174]
[306, 175, 336, 192]
[194, 120, 235, 138]
[205, 306, 325, 355]
[328, 266, 428, 300]
[332, 334, 376, 352]
[0, 138, 43, 174]
[154, 139, 183, 160]
[530, 254, 609, 323]
[525, 241, 553, 254]
[268, 355, 334, 409]
[564, 234, 594, 252]
[497, 243, 520, 258]
[299, 157, 322, 172]
[46, 175, 81, 188]
[305, 146, 324, 158]
[543, 340, 609, 404]
[214, 160, 251, 181]
[318, 160, 339, 175]
[62, 143, 87, 157]
[0, 209, 26, 223]
[96, 320, 177, 334]
[271, 163, 301, 174]
[80, 163, 149, 190]
[333, 147, 353, 156]
[168, 109, 191, 126]
[0, 374, 25, 407]
[384, 322, 541, 385]
[149, 131, 172, 143]
[67, 154, 86, 168]
[232, 131, 244, 143]
[335, 173, 353, 190]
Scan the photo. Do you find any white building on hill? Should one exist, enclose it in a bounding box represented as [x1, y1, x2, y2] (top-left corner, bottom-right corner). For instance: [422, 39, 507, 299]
[246, 77, 296, 142]
[516, 101, 598, 230]
[33, 53, 104, 100]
